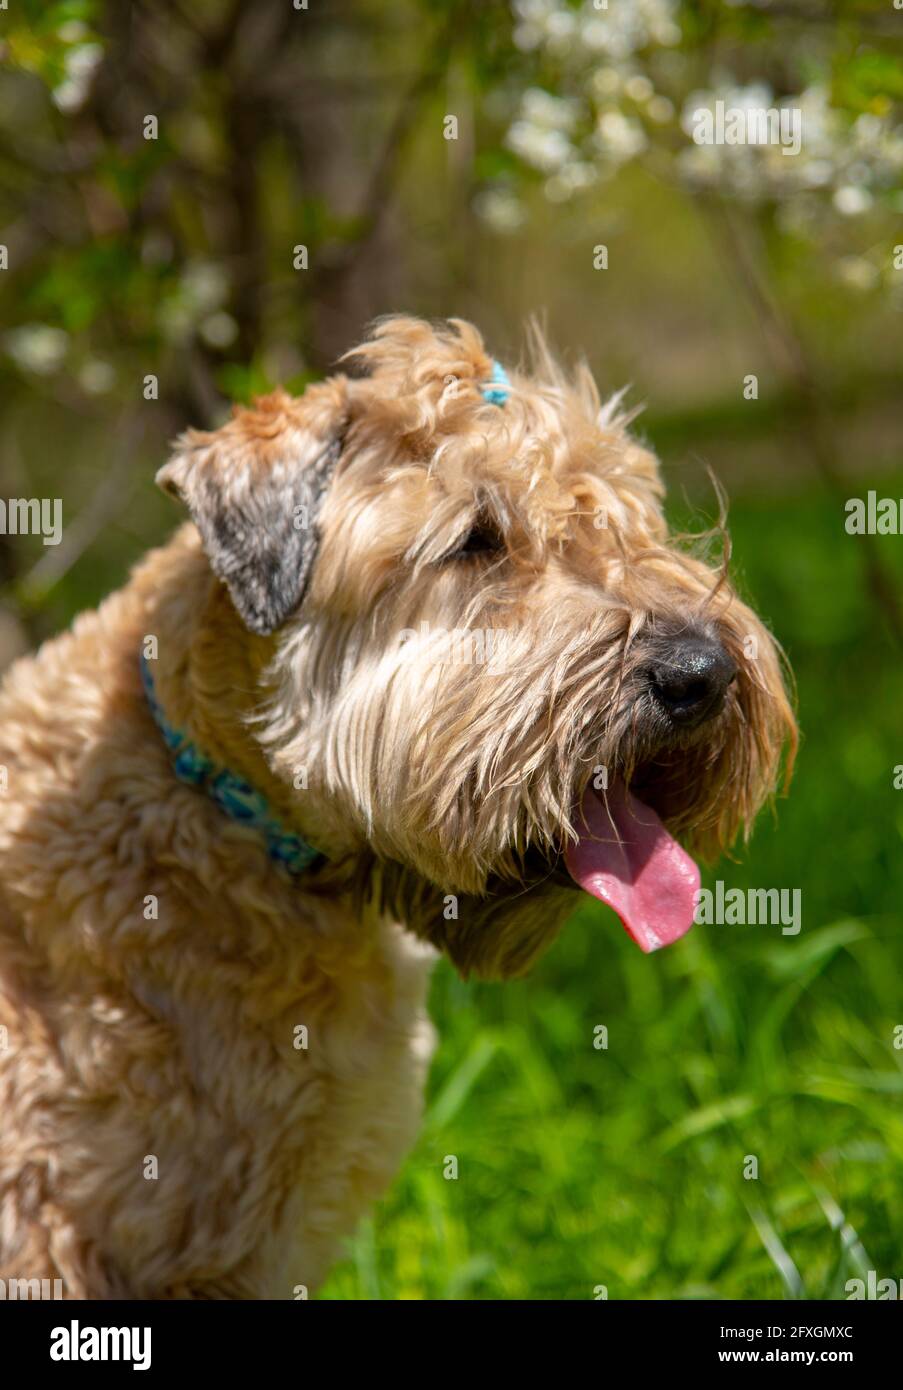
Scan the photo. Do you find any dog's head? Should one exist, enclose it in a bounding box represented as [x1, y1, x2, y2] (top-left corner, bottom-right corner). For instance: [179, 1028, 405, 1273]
[158, 316, 796, 978]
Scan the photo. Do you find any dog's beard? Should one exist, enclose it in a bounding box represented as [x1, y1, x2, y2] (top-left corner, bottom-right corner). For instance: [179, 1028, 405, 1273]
[359, 852, 578, 980]
[360, 751, 712, 978]
[359, 750, 713, 980]
[267, 582, 794, 981]
[356, 613, 790, 978]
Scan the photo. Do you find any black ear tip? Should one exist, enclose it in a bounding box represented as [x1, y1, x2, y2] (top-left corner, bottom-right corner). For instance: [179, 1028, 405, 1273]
[223, 559, 309, 636]
[241, 610, 278, 637]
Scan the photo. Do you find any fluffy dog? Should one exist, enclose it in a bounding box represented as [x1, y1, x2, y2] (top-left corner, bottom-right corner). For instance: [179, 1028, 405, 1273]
[0, 317, 795, 1298]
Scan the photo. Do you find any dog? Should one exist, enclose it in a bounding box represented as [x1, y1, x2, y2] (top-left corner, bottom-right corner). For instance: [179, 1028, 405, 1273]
[0, 316, 795, 1298]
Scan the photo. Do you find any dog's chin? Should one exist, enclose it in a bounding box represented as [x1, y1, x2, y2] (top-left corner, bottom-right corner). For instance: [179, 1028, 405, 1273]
[356, 717, 751, 980]
[361, 764, 715, 981]
[363, 853, 579, 981]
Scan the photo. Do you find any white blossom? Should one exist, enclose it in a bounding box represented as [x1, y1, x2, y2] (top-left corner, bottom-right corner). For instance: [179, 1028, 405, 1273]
[4, 324, 69, 375]
[473, 187, 527, 234]
[676, 82, 903, 214]
[52, 43, 103, 114]
[513, 0, 681, 58]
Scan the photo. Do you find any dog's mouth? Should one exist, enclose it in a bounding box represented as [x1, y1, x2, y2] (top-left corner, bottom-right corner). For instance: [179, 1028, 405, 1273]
[519, 770, 700, 954]
[560, 778, 699, 954]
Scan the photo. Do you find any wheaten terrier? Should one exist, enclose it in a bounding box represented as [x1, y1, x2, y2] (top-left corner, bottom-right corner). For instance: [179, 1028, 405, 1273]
[0, 317, 795, 1298]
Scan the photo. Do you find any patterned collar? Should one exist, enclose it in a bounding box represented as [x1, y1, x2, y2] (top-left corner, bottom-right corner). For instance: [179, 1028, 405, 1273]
[139, 652, 325, 877]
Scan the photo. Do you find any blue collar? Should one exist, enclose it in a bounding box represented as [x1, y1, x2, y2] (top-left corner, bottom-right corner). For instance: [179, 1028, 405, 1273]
[139, 652, 325, 877]
[481, 360, 510, 406]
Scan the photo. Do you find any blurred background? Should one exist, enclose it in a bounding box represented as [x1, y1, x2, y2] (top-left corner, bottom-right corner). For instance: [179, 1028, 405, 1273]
[1, 0, 902, 1299]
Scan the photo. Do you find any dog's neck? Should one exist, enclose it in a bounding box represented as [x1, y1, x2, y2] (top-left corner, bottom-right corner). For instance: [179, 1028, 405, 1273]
[143, 530, 317, 848]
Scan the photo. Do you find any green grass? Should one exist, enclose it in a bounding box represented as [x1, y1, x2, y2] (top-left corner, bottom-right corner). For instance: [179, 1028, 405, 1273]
[321, 482, 903, 1300]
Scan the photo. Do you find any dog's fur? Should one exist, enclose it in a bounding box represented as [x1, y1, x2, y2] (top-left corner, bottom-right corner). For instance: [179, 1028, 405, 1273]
[0, 317, 795, 1298]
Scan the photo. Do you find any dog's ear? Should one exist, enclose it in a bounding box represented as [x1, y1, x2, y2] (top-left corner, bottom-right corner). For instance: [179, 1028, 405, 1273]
[157, 381, 349, 635]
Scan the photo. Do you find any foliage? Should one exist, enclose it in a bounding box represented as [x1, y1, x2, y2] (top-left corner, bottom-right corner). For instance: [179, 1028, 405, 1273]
[487, 0, 903, 294]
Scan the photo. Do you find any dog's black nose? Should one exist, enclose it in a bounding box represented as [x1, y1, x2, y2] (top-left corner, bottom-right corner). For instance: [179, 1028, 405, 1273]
[648, 637, 736, 728]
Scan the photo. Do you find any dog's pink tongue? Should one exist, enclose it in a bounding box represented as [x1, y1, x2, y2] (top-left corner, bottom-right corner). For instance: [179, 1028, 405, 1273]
[564, 782, 699, 953]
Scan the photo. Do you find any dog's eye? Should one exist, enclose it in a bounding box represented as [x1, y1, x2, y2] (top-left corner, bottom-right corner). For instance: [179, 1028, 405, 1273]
[452, 522, 503, 558]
